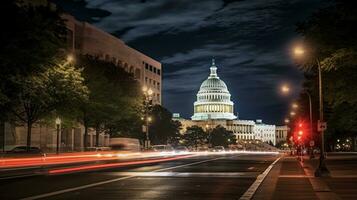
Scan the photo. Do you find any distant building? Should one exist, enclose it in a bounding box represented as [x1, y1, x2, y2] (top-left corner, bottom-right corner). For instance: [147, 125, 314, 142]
[275, 125, 289, 145]
[254, 120, 276, 145]
[173, 60, 276, 145]
[63, 14, 162, 104]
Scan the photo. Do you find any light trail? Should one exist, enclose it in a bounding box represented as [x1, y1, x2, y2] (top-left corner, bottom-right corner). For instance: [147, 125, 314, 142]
[48, 154, 195, 174]
[0, 150, 279, 169]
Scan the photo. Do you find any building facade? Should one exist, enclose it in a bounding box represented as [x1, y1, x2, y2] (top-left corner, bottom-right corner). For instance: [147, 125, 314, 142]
[254, 120, 276, 145]
[275, 125, 289, 145]
[64, 15, 162, 104]
[174, 60, 275, 145]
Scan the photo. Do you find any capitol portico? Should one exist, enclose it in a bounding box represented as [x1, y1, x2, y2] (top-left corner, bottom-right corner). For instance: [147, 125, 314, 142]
[174, 59, 281, 145]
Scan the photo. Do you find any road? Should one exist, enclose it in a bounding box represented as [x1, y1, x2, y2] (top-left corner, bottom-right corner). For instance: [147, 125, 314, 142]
[0, 153, 279, 200]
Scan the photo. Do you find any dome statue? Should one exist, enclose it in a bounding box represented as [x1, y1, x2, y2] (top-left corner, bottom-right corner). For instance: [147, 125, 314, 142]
[191, 59, 237, 120]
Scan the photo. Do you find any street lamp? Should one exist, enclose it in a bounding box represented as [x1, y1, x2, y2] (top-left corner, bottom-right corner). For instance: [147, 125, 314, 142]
[292, 103, 299, 109]
[142, 86, 153, 149]
[293, 45, 329, 177]
[290, 111, 296, 117]
[55, 117, 61, 154]
[281, 84, 290, 94]
[284, 118, 290, 124]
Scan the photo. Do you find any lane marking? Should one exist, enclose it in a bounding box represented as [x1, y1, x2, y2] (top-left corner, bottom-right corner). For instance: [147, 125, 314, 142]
[21, 156, 223, 200]
[106, 171, 259, 178]
[239, 156, 281, 200]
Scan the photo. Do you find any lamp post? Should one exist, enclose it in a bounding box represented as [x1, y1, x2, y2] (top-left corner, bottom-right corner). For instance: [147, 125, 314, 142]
[142, 86, 153, 149]
[55, 117, 61, 154]
[292, 46, 329, 176]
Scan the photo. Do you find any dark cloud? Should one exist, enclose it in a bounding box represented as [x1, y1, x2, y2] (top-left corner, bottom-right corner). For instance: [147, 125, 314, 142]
[56, 0, 324, 124]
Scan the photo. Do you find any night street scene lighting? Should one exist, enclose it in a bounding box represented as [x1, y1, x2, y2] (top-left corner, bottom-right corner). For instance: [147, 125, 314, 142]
[1, 0, 357, 199]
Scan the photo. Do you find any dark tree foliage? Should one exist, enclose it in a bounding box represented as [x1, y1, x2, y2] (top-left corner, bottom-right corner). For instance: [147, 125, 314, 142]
[182, 126, 207, 150]
[0, 0, 72, 148]
[0, 0, 66, 110]
[75, 55, 142, 148]
[296, 0, 357, 146]
[148, 105, 181, 145]
[210, 125, 236, 148]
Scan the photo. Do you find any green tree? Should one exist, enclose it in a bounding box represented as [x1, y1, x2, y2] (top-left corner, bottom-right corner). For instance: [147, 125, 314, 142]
[210, 125, 236, 148]
[149, 105, 181, 145]
[182, 126, 207, 150]
[296, 0, 357, 146]
[0, 0, 67, 149]
[75, 55, 142, 148]
[10, 59, 88, 148]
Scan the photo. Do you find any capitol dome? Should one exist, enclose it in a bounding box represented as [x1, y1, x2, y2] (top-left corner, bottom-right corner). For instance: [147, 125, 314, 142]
[191, 59, 237, 121]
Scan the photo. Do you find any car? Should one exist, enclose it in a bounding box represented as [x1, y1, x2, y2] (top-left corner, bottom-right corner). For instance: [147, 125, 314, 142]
[212, 146, 225, 152]
[174, 146, 189, 153]
[4, 146, 45, 158]
[151, 145, 174, 152]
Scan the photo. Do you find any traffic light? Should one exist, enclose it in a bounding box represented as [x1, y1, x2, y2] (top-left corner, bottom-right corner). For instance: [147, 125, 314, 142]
[295, 121, 306, 143]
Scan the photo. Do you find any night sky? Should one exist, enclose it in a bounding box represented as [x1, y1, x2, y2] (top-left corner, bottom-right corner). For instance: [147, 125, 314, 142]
[54, 0, 324, 125]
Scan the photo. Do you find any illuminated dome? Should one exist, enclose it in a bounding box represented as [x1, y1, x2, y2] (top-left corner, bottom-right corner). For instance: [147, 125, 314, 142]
[191, 59, 236, 120]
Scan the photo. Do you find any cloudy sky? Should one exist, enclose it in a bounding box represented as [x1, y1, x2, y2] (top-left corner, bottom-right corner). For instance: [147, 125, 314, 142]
[54, 0, 324, 124]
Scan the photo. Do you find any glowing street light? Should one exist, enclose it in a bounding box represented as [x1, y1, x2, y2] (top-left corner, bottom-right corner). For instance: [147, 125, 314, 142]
[292, 45, 329, 176]
[284, 118, 290, 124]
[292, 103, 299, 109]
[290, 111, 296, 116]
[67, 54, 74, 63]
[281, 85, 290, 94]
[55, 117, 62, 154]
[293, 46, 305, 56]
[142, 86, 153, 149]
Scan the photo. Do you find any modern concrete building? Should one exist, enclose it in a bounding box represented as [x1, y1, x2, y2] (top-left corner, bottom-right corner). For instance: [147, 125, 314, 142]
[64, 14, 162, 104]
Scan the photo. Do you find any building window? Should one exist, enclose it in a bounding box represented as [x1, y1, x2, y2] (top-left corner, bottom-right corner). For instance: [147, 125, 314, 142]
[158, 69, 161, 75]
[135, 68, 141, 79]
[149, 65, 153, 71]
[145, 63, 149, 70]
[153, 67, 157, 73]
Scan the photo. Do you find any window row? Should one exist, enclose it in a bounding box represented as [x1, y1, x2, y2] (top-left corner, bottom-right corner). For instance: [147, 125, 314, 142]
[194, 104, 233, 113]
[143, 62, 161, 75]
[145, 77, 160, 90]
[198, 94, 229, 101]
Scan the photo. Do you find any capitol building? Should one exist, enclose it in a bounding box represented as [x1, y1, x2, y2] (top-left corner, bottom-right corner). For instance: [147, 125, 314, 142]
[174, 59, 287, 145]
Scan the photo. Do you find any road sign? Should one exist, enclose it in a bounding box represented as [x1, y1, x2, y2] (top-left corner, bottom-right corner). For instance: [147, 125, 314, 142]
[310, 140, 315, 147]
[317, 120, 327, 131]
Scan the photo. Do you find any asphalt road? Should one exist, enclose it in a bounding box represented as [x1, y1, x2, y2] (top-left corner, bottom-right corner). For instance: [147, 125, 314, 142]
[0, 153, 280, 200]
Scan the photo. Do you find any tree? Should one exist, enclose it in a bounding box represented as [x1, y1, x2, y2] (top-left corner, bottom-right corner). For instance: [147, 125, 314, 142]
[0, 0, 67, 149]
[182, 126, 207, 150]
[75, 55, 142, 148]
[296, 0, 357, 146]
[148, 105, 181, 145]
[210, 125, 236, 148]
[10, 59, 88, 148]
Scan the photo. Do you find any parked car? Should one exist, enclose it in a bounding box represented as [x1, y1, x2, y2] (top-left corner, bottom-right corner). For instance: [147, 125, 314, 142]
[151, 145, 174, 152]
[212, 146, 225, 152]
[174, 146, 189, 153]
[3, 146, 45, 158]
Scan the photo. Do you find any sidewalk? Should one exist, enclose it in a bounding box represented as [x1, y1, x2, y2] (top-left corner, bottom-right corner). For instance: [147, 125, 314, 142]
[253, 154, 357, 200]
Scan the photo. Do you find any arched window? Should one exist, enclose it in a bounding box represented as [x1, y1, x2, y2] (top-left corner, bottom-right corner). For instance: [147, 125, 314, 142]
[129, 66, 134, 74]
[134, 68, 141, 79]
